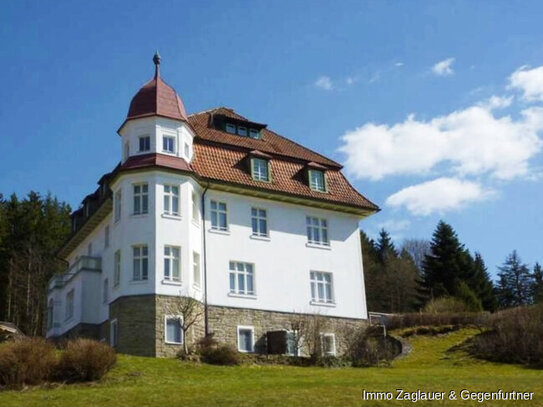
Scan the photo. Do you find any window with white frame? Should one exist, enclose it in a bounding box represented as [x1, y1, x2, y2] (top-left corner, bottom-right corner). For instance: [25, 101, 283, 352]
[65, 289, 74, 320]
[193, 252, 201, 287]
[184, 142, 190, 158]
[309, 169, 326, 192]
[114, 250, 121, 287]
[165, 316, 183, 344]
[251, 158, 270, 182]
[163, 185, 179, 216]
[237, 126, 247, 136]
[237, 326, 254, 352]
[225, 123, 236, 134]
[47, 298, 54, 330]
[133, 183, 149, 215]
[163, 135, 175, 153]
[306, 216, 329, 245]
[105, 225, 110, 248]
[110, 319, 118, 347]
[103, 278, 109, 303]
[321, 333, 336, 356]
[286, 331, 300, 356]
[133, 245, 148, 281]
[251, 208, 268, 237]
[124, 142, 129, 161]
[249, 128, 261, 139]
[139, 136, 151, 152]
[191, 192, 199, 223]
[210, 200, 228, 231]
[229, 261, 255, 296]
[310, 271, 334, 304]
[164, 246, 180, 282]
[114, 189, 122, 222]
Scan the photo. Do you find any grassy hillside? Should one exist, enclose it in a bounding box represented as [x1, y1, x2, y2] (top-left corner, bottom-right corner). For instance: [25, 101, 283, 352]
[0, 329, 541, 406]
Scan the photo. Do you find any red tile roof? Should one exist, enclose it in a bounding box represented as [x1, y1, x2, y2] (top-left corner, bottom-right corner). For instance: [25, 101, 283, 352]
[188, 108, 342, 168]
[124, 69, 188, 124]
[121, 153, 193, 172]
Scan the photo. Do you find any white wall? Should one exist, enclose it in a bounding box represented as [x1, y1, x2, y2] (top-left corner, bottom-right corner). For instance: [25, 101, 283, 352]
[203, 190, 367, 319]
[118, 117, 194, 163]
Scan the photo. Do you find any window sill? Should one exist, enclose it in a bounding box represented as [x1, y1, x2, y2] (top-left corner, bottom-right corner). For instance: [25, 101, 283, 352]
[162, 150, 176, 155]
[129, 279, 148, 285]
[131, 213, 149, 219]
[310, 300, 336, 308]
[162, 279, 182, 286]
[162, 213, 182, 221]
[306, 242, 331, 250]
[191, 219, 200, 228]
[165, 341, 183, 345]
[209, 228, 230, 236]
[250, 234, 270, 242]
[193, 284, 201, 290]
[228, 292, 257, 300]
[238, 349, 255, 353]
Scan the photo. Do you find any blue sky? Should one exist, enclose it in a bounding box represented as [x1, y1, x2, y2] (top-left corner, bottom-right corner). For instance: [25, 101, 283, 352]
[1, 1, 542, 277]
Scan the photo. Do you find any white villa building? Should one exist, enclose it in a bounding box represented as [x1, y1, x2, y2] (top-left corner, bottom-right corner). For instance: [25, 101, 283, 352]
[46, 53, 378, 357]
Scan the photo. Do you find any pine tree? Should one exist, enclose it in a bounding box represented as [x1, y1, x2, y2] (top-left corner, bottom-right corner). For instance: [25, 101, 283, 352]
[531, 262, 543, 304]
[376, 228, 396, 264]
[421, 221, 471, 300]
[496, 251, 532, 308]
[469, 252, 498, 311]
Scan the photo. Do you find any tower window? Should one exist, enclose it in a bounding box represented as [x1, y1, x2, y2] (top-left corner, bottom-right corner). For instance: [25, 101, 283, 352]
[163, 136, 175, 153]
[139, 136, 151, 152]
[237, 126, 247, 136]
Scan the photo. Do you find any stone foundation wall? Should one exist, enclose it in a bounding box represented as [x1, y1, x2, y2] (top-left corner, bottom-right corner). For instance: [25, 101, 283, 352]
[207, 305, 366, 355]
[109, 295, 156, 356]
[52, 295, 368, 358]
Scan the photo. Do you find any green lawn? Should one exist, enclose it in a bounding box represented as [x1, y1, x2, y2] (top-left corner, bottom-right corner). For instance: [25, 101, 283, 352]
[0, 329, 541, 406]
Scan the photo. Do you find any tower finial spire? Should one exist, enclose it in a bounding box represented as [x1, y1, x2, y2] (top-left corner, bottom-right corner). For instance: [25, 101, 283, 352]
[153, 50, 161, 78]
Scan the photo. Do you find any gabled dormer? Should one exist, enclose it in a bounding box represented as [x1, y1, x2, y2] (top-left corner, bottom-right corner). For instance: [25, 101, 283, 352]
[117, 52, 195, 164]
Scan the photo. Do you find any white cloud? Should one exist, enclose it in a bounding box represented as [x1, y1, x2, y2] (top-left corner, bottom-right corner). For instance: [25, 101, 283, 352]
[346, 76, 357, 86]
[395, 62, 404, 67]
[339, 104, 543, 181]
[478, 95, 513, 110]
[377, 219, 411, 233]
[432, 58, 455, 76]
[509, 65, 543, 101]
[385, 177, 495, 215]
[315, 76, 333, 91]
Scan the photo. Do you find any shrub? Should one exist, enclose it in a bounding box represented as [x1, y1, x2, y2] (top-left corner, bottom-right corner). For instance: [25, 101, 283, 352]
[196, 335, 240, 366]
[0, 337, 57, 389]
[470, 304, 543, 366]
[385, 311, 487, 330]
[57, 339, 116, 382]
[200, 344, 240, 366]
[424, 297, 472, 314]
[343, 326, 399, 367]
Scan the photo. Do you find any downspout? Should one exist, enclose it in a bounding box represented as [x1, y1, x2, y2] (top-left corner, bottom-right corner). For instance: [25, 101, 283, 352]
[201, 181, 210, 336]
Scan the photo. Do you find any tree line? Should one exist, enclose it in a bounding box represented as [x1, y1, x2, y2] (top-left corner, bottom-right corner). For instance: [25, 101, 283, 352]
[0, 192, 71, 336]
[363, 220, 543, 313]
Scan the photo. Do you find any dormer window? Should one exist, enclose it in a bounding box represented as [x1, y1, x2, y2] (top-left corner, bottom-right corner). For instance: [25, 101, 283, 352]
[226, 123, 236, 134]
[139, 136, 151, 152]
[251, 158, 270, 182]
[309, 169, 326, 192]
[237, 126, 247, 136]
[163, 136, 175, 154]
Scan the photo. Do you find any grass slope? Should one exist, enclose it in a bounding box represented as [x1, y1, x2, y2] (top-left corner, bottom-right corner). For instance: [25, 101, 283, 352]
[0, 329, 541, 406]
